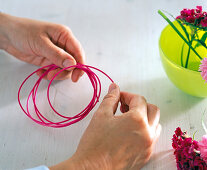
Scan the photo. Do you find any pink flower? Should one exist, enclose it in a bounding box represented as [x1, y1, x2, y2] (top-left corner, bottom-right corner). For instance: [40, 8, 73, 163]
[172, 127, 207, 169]
[176, 6, 207, 28]
[175, 127, 183, 136]
[185, 16, 195, 23]
[196, 6, 202, 13]
[176, 16, 183, 20]
[201, 18, 207, 27]
[198, 135, 207, 164]
[195, 13, 204, 19]
[199, 58, 207, 82]
[180, 8, 188, 17]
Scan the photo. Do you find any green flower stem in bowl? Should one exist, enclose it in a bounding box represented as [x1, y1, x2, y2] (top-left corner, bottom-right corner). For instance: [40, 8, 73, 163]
[159, 21, 207, 97]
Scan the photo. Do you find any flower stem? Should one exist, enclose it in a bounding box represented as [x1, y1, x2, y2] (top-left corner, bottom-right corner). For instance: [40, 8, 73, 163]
[158, 10, 203, 61]
[185, 42, 192, 68]
[185, 30, 196, 68]
[181, 42, 185, 67]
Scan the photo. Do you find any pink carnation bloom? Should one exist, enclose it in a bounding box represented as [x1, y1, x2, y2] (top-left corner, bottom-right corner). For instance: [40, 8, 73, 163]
[198, 135, 207, 164]
[176, 6, 207, 28]
[172, 127, 207, 169]
[186, 16, 195, 23]
[199, 58, 207, 82]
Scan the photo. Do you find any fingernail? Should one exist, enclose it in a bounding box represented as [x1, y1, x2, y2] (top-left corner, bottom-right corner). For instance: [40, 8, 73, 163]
[108, 83, 117, 93]
[63, 59, 74, 68]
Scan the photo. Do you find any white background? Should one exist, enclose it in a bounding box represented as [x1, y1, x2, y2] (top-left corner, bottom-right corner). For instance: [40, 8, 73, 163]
[0, 0, 207, 169]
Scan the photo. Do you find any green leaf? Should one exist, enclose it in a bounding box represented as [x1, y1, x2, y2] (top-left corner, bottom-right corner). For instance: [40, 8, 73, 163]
[194, 39, 207, 49]
[195, 32, 199, 39]
[192, 131, 198, 140]
[175, 19, 190, 41]
[181, 42, 185, 67]
[201, 32, 207, 42]
[161, 10, 190, 41]
[158, 10, 203, 60]
[183, 21, 207, 31]
[194, 32, 207, 49]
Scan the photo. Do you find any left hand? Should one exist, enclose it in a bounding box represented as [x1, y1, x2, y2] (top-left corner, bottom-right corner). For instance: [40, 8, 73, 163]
[0, 13, 85, 81]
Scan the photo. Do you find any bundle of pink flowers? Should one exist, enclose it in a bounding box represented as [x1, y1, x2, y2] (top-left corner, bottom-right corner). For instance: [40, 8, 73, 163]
[159, 6, 207, 81]
[172, 127, 207, 169]
[176, 6, 207, 82]
[176, 6, 207, 27]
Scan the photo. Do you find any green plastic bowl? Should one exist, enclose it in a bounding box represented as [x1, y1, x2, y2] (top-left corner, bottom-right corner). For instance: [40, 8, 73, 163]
[159, 22, 207, 97]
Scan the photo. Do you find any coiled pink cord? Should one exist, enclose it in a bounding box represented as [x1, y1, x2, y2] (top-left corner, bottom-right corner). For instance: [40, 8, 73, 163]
[18, 64, 113, 128]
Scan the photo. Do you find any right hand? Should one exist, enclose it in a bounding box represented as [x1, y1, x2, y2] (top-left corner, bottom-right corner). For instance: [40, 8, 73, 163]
[51, 83, 161, 170]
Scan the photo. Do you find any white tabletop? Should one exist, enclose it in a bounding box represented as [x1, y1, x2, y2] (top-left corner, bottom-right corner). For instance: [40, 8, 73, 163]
[0, 0, 207, 169]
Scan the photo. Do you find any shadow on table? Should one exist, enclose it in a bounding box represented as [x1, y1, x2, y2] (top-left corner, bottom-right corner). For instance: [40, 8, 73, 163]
[0, 52, 61, 109]
[145, 149, 176, 170]
[122, 77, 204, 123]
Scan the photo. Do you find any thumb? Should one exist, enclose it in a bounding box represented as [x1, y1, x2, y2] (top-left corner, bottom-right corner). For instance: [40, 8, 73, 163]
[41, 37, 76, 68]
[98, 83, 120, 116]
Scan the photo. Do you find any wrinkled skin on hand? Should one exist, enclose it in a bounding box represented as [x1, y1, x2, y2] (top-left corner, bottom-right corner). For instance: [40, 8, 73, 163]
[51, 83, 161, 170]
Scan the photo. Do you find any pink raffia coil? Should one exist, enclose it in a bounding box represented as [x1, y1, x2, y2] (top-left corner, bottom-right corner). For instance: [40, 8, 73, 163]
[18, 64, 113, 128]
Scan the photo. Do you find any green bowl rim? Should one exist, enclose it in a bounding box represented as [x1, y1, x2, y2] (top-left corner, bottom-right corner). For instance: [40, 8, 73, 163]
[159, 23, 201, 76]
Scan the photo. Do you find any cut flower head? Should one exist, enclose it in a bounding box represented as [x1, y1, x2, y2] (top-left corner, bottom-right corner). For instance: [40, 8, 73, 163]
[172, 127, 207, 169]
[176, 6, 207, 30]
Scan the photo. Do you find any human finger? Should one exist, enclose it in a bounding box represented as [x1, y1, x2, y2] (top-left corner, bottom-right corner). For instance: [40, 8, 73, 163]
[48, 25, 85, 82]
[97, 83, 120, 116]
[147, 104, 160, 129]
[120, 92, 148, 122]
[40, 36, 76, 69]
